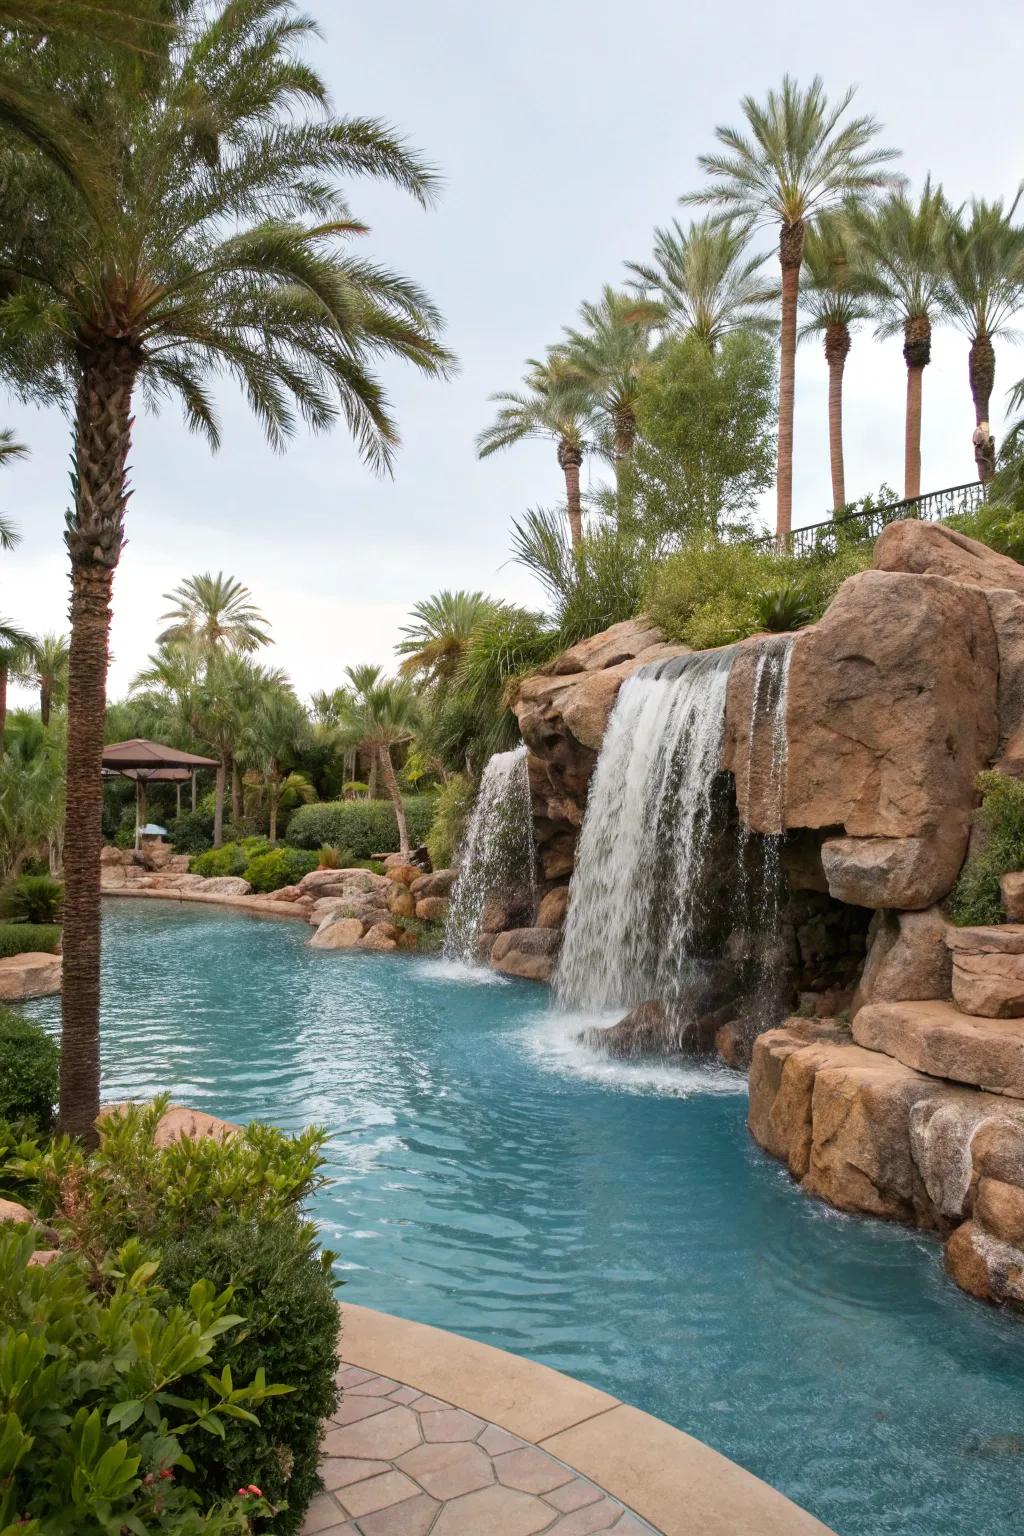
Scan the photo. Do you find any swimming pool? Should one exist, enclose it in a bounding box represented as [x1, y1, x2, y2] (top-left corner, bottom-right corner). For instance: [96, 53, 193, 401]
[29, 901, 1024, 1536]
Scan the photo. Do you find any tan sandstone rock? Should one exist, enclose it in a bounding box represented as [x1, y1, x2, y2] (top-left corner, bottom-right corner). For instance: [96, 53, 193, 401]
[410, 869, 457, 899]
[309, 917, 366, 950]
[853, 999, 1024, 1098]
[975, 1178, 1024, 1247]
[197, 876, 252, 897]
[853, 906, 952, 1013]
[359, 922, 401, 952]
[536, 886, 570, 929]
[0, 1197, 36, 1226]
[1001, 873, 1024, 921]
[387, 883, 416, 918]
[948, 924, 1024, 1017]
[414, 896, 448, 922]
[945, 1219, 1024, 1307]
[0, 953, 61, 1001]
[490, 927, 560, 983]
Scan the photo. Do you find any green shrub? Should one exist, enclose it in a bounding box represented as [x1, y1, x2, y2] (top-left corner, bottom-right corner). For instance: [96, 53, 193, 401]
[949, 498, 1024, 564]
[159, 1219, 340, 1535]
[191, 841, 254, 878]
[752, 582, 816, 633]
[243, 848, 319, 894]
[0, 873, 63, 924]
[170, 807, 216, 853]
[286, 796, 437, 856]
[0, 1011, 58, 1130]
[0, 922, 61, 958]
[426, 773, 475, 870]
[0, 1228, 281, 1533]
[949, 770, 1024, 926]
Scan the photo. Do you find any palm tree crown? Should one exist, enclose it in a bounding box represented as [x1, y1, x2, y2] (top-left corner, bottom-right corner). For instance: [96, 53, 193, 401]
[160, 572, 272, 654]
[553, 286, 656, 463]
[626, 216, 776, 350]
[397, 590, 498, 695]
[799, 217, 871, 509]
[336, 675, 421, 856]
[683, 73, 901, 537]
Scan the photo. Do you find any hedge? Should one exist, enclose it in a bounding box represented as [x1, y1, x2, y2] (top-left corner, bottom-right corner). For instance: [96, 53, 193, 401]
[0, 923, 61, 959]
[0, 1011, 58, 1129]
[286, 796, 437, 857]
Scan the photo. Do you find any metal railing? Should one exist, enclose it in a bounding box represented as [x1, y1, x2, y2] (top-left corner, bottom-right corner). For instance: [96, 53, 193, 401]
[752, 481, 987, 559]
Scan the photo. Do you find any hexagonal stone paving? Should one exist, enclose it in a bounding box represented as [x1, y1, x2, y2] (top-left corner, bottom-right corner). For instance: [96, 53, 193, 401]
[301, 1367, 660, 1535]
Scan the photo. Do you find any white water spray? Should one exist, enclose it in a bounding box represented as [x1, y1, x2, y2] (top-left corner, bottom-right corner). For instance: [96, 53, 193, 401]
[443, 745, 535, 963]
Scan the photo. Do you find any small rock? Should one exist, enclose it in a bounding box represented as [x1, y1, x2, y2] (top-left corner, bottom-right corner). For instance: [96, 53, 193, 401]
[410, 869, 457, 899]
[415, 896, 448, 922]
[976, 1178, 1024, 1248]
[490, 927, 560, 983]
[536, 886, 570, 929]
[359, 922, 400, 953]
[387, 884, 416, 918]
[0, 1197, 36, 1226]
[309, 917, 365, 950]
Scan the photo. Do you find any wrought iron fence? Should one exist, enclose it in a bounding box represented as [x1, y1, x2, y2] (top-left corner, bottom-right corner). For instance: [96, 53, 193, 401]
[752, 481, 987, 559]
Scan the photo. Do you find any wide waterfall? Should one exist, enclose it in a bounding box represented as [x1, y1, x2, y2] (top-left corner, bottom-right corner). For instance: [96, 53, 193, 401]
[555, 649, 736, 1014]
[443, 744, 535, 962]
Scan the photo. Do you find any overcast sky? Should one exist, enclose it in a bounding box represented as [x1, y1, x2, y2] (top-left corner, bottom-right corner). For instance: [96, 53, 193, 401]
[6, 0, 1024, 705]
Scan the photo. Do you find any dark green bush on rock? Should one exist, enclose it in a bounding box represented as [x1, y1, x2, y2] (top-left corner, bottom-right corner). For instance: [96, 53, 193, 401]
[0, 1229, 281, 1534]
[0, 1010, 58, 1129]
[286, 796, 436, 856]
[0, 922, 61, 958]
[159, 1219, 340, 1535]
[949, 771, 1024, 926]
[244, 848, 319, 893]
[0, 872, 63, 924]
[170, 806, 216, 853]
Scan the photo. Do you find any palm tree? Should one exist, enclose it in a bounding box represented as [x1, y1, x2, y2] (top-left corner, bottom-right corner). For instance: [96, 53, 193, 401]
[337, 676, 421, 858]
[0, 2, 452, 1143]
[477, 358, 595, 546]
[160, 572, 272, 654]
[626, 216, 776, 351]
[396, 590, 498, 696]
[844, 180, 951, 499]
[0, 619, 33, 752]
[242, 682, 310, 843]
[799, 218, 871, 509]
[17, 632, 70, 725]
[943, 190, 1024, 483]
[554, 287, 656, 467]
[683, 75, 901, 537]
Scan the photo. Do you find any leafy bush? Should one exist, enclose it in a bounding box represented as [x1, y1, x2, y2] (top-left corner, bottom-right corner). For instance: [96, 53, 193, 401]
[948, 771, 1024, 926]
[950, 499, 1024, 564]
[509, 507, 654, 649]
[0, 921, 61, 958]
[170, 807, 216, 854]
[0, 872, 63, 924]
[0, 1011, 58, 1129]
[427, 773, 475, 870]
[244, 848, 319, 894]
[753, 582, 816, 633]
[159, 1219, 340, 1535]
[0, 1229, 281, 1534]
[286, 797, 437, 856]
[191, 841, 258, 878]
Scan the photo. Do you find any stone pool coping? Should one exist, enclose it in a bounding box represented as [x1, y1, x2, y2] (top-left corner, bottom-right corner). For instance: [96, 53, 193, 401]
[317, 1302, 835, 1536]
[102, 886, 309, 921]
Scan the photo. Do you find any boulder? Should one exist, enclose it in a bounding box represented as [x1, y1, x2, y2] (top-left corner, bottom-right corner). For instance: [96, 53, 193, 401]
[583, 1000, 669, 1057]
[976, 1178, 1024, 1247]
[359, 921, 400, 952]
[100, 845, 129, 866]
[0, 1197, 36, 1226]
[309, 917, 365, 950]
[948, 925, 1024, 1017]
[490, 927, 560, 983]
[715, 1021, 751, 1070]
[874, 518, 1024, 598]
[0, 953, 61, 1001]
[853, 999, 1024, 1098]
[297, 867, 389, 897]
[479, 891, 533, 934]
[1001, 873, 1024, 921]
[783, 568, 998, 908]
[386, 863, 421, 888]
[536, 886, 570, 929]
[197, 876, 252, 897]
[945, 1219, 1024, 1307]
[972, 1116, 1024, 1187]
[101, 1102, 241, 1147]
[386, 883, 416, 918]
[410, 869, 457, 899]
[853, 906, 952, 1013]
[414, 896, 448, 922]
[309, 893, 389, 928]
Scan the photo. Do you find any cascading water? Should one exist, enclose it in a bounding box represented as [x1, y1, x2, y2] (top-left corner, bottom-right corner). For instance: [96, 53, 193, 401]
[443, 744, 535, 963]
[555, 649, 736, 1015]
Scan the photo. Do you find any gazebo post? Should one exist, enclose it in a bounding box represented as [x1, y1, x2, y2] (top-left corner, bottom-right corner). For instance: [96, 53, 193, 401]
[191, 770, 197, 812]
[134, 779, 141, 852]
[176, 782, 182, 818]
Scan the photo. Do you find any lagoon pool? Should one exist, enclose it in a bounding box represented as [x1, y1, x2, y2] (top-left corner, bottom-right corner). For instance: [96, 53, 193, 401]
[29, 900, 1024, 1536]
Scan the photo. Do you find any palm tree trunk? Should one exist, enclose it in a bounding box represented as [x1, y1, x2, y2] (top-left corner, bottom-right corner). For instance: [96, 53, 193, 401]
[969, 331, 997, 483]
[824, 324, 851, 511]
[776, 222, 804, 542]
[379, 746, 409, 857]
[368, 751, 378, 799]
[558, 442, 584, 548]
[213, 758, 226, 847]
[59, 340, 138, 1146]
[230, 757, 241, 824]
[269, 793, 278, 844]
[0, 664, 7, 755]
[40, 680, 50, 726]
[903, 316, 931, 501]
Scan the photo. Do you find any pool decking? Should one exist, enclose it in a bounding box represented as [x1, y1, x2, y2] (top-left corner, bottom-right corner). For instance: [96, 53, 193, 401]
[301, 1303, 835, 1536]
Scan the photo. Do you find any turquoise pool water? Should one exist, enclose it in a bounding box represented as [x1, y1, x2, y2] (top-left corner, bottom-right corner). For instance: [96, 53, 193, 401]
[29, 901, 1024, 1536]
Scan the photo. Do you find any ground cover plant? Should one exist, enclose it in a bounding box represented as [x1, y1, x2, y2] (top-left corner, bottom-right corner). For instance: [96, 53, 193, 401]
[286, 796, 436, 857]
[948, 770, 1024, 926]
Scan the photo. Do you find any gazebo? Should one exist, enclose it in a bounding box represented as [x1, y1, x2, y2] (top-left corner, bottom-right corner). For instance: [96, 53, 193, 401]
[102, 740, 218, 850]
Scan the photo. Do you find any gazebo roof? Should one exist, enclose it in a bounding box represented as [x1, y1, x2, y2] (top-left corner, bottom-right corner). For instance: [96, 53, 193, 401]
[102, 739, 218, 773]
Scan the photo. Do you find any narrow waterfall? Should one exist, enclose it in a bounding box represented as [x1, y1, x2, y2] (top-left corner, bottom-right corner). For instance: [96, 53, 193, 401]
[742, 634, 793, 836]
[443, 745, 535, 962]
[555, 649, 735, 1015]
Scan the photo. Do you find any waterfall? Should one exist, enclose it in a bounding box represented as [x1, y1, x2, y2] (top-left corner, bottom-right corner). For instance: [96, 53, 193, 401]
[555, 649, 735, 1014]
[743, 634, 793, 836]
[443, 745, 535, 962]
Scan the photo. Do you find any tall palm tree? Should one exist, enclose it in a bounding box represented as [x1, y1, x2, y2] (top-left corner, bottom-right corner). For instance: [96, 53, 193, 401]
[17, 631, 70, 724]
[241, 682, 310, 843]
[799, 218, 871, 509]
[844, 179, 951, 499]
[554, 287, 656, 467]
[943, 189, 1024, 482]
[683, 75, 901, 537]
[0, 619, 33, 752]
[396, 590, 498, 696]
[0, 1, 452, 1144]
[337, 676, 421, 858]
[626, 216, 776, 351]
[159, 572, 272, 654]
[477, 358, 595, 546]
